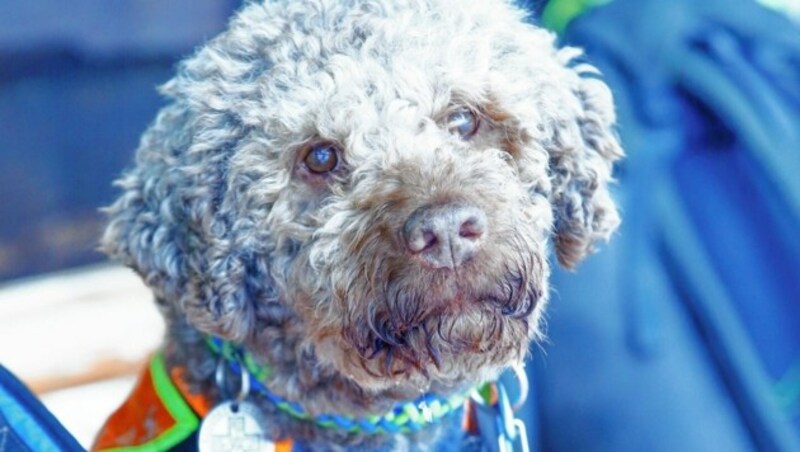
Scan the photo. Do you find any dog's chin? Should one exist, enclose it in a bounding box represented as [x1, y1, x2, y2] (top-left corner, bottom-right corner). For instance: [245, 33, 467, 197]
[328, 296, 540, 395]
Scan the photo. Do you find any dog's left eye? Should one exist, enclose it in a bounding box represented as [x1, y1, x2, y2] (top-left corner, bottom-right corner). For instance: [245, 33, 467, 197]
[446, 108, 480, 139]
[303, 142, 341, 174]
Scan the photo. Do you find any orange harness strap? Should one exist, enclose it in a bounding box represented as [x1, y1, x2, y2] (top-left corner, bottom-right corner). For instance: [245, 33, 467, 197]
[92, 352, 293, 451]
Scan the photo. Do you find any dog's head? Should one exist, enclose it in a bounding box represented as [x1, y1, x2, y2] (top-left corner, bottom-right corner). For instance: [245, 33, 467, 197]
[103, 0, 622, 394]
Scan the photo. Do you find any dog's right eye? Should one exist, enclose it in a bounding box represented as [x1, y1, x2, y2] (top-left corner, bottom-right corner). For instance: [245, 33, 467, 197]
[446, 107, 480, 139]
[303, 142, 340, 174]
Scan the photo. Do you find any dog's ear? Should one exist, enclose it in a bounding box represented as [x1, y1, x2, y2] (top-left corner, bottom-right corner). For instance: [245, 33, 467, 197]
[101, 100, 258, 342]
[101, 7, 288, 341]
[546, 51, 624, 269]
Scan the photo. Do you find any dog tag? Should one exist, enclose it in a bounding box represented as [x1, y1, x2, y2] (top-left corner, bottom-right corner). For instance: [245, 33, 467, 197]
[198, 401, 274, 452]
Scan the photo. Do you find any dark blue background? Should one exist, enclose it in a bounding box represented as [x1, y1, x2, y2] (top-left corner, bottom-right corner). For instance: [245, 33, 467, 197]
[0, 0, 239, 281]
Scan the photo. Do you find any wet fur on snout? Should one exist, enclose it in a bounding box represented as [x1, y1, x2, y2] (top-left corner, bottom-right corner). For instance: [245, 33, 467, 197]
[101, 0, 623, 447]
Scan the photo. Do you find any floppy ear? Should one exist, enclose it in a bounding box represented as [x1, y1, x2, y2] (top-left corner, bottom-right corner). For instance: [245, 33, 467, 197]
[547, 52, 624, 269]
[101, 4, 290, 341]
[100, 99, 259, 341]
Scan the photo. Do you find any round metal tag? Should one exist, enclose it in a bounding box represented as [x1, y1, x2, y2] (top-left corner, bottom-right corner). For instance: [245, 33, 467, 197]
[198, 401, 274, 452]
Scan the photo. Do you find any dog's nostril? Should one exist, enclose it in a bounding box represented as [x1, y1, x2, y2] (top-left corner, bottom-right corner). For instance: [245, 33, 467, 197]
[459, 216, 485, 240]
[408, 229, 438, 253]
[403, 203, 488, 269]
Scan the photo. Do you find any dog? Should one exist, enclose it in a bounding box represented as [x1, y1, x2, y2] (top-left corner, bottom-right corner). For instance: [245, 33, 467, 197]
[96, 0, 622, 450]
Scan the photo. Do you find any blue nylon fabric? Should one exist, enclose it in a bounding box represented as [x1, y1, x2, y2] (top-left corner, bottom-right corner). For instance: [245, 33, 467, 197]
[0, 365, 82, 451]
[525, 0, 800, 450]
[0, 413, 33, 452]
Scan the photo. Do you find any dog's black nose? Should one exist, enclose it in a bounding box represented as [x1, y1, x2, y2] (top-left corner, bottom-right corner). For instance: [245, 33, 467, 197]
[403, 203, 487, 269]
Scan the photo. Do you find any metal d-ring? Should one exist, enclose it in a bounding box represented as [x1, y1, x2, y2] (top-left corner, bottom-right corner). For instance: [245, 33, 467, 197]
[215, 357, 251, 403]
[509, 362, 528, 412]
[470, 362, 529, 412]
[470, 363, 531, 452]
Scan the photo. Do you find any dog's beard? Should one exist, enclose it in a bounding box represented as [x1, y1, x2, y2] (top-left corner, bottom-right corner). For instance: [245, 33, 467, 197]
[350, 272, 540, 384]
[305, 236, 547, 393]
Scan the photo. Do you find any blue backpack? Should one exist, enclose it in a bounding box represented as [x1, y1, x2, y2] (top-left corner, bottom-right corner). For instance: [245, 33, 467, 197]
[525, 0, 800, 450]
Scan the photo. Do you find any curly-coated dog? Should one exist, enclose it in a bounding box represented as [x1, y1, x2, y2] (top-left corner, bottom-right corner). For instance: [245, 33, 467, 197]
[96, 0, 622, 450]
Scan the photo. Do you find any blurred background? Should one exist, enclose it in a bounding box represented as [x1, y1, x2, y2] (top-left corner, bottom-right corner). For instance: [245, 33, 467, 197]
[0, 0, 240, 446]
[0, 0, 798, 450]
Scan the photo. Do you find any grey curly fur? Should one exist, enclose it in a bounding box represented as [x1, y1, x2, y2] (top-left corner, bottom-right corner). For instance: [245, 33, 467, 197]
[101, 0, 623, 449]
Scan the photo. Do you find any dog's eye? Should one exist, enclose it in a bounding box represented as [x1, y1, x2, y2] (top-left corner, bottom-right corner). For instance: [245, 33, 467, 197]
[446, 108, 480, 139]
[303, 142, 340, 174]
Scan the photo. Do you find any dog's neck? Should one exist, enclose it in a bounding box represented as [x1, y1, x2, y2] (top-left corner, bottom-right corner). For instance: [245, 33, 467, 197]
[163, 313, 469, 449]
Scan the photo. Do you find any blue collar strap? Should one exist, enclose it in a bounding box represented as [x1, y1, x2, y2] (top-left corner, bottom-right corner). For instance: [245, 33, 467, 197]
[205, 336, 471, 435]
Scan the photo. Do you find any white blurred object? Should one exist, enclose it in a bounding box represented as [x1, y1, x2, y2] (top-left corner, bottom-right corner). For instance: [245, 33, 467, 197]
[758, 0, 800, 22]
[41, 376, 138, 448]
[0, 264, 162, 448]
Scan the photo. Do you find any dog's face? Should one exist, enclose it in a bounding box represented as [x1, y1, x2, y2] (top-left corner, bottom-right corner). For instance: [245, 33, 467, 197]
[104, 0, 622, 394]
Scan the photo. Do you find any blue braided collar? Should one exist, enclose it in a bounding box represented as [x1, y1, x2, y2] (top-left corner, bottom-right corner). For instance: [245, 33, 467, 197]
[206, 336, 471, 435]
